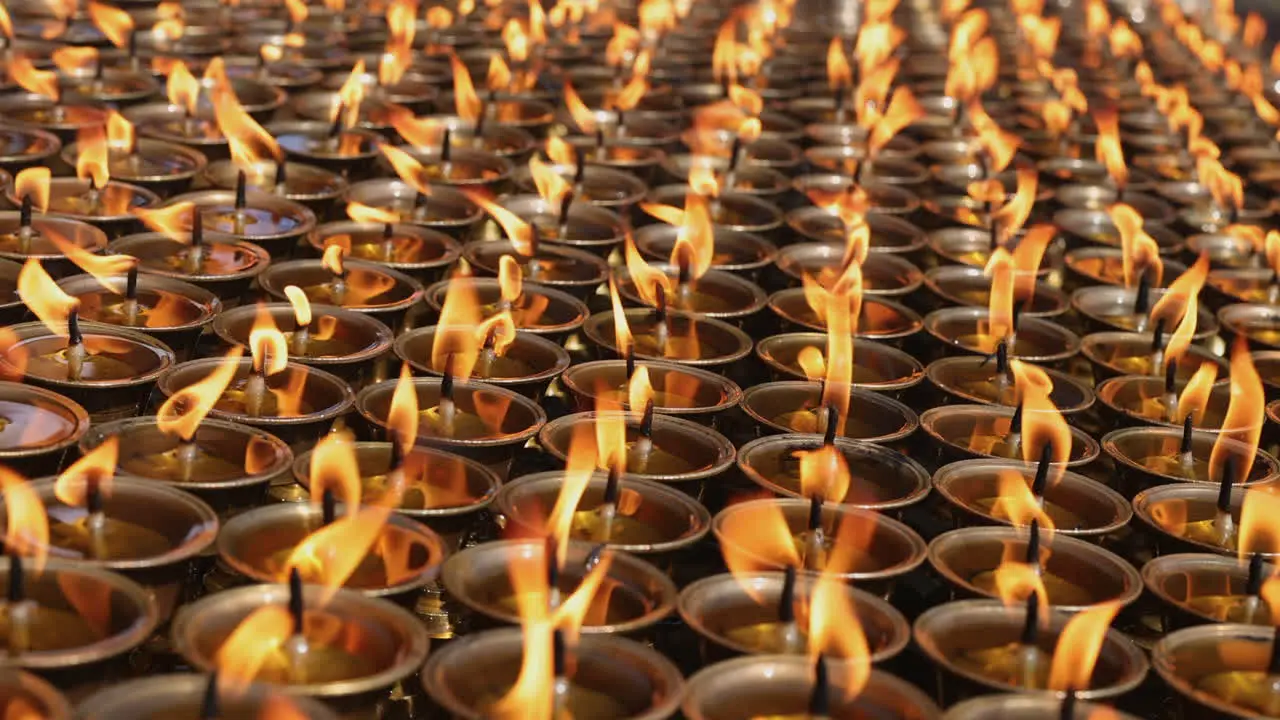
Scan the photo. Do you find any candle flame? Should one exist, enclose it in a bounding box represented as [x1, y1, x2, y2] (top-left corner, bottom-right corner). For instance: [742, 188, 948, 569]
[345, 201, 399, 226]
[0, 466, 48, 574]
[563, 80, 598, 135]
[9, 53, 58, 101]
[1046, 602, 1121, 691]
[378, 144, 435, 196]
[17, 260, 78, 336]
[1011, 359, 1071, 473]
[991, 167, 1038, 245]
[990, 468, 1056, 530]
[608, 278, 633, 359]
[335, 60, 367, 129]
[1177, 363, 1219, 426]
[982, 247, 1016, 348]
[1196, 156, 1245, 215]
[281, 504, 395, 602]
[449, 53, 483, 123]
[432, 271, 516, 380]
[133, 201, 197, 240]
[1094, 108, 1127, 189]
[489, 543, 615, 720]
[1109, 204, 1164, 289]
[460, 189, 537, 256]
[1150, 253, 1209, 367]
[387, 362, 419, 453]
[865, 87, 924, 160]
[670, 194, 714, 286]
[0, 5, 11, 39]
[487, 55, 514, 93]
[528, 155, 573, 208]
[426, 6, 454, 29]
[993, 528, 1050, 617]
[51, 46, 99, 76]
[249, 303, 290, 377]
[101, 111, 134, 158]
[75, 124, 112, 190]
[47, 230, 136, 291]
[623, 231, 672, 310]
[606, 22, 640, 68]
[13, 168, 50, 214]
[1208, 338, 1264, 488]
[795, 443, 851, 505]
[215, 605, 347, 690]
[545, 136, 577, 168]
[386, 105, 444, 149]
[53, 435, 117, 507]
[543, 421, 606, 565]
[973, 117, 1020, 175]
[1239, 488, 1280, 557]
[799, 273, 858, 437]
[804, 560, 871, 700]
[1108, 19, 1142, 59]
[721, 500, 875, 578]
[87, 1, 134, 49]
[379, 0, 416, 87]
[157, 347, 245, 442]
[211, 69, 284, 168]
[166, 59, 203, 114]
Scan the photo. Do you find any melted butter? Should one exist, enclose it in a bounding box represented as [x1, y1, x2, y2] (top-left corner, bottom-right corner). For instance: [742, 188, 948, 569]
[1195, 671, 1280, 716]
[970, 496, 1086, 531]
[120, 443, 245, 482]
[0, 399, 76, 450]
[1185, 595, 1274, 624]
[955, 642, 1052, 689]
[48, 516, 172, 561]
[969, 569, 1094, 606]
[0, 604, 103, 651]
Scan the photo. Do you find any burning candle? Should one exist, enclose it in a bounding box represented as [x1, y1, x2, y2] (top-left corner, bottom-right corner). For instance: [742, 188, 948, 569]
[313, 201, 463, 280]
[62, 107, 209, 197]
[259, 246, 424, 329]
[0, 51, 107, 139]
[171, 577, 429, 695]
[218, 432, 445, 599]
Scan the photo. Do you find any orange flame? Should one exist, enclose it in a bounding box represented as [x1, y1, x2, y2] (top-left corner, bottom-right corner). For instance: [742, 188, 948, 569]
[1208, 338, 1264, 487]
[1094, 108, 1127, 189]
[387, 362, 419, 452]
[379, 0, 416, 87]
[460, 190, 537, 256]
[1109, 204, 1164, 289]
[346, 201, 400, 225]
[13, 168, 50, 214]
[863, 87, 922, 162]
[1176, 363, 1219, 426]
[53, 436, 117, 507]
[282, 504, 393, 601]
[1011, 360, 1071, 471]
[378, 144, 435, 197]
[75, 125, 111, 191]
[563, 80, 598, 135]
[1239, 488, 1280, 557]
[9, 54, 59, 101]
[982, 248, 1015, 347]
[51, 46, 99, 76]
[160, 65, 204, 120]
[449, 53, 483, 124]
[387, 106, 445, 150]
[87, 1, 134, 49]
[249, 303, 289, 377]
[211, 70, 283, 167]
[992, 167, 1038, 245]
[487, 55, 514, 93]
[45, 231, 135, 289]
[432, 272, 516, 380]
[133, 201, 196, 239]
[107, 106, 134, 152]
[0, 5, 11, 39]
[157, 347, 245, 442]
[608, 278, 635, 359]
[795, 443, 851, 504]
[1149, 253, 1209, 366]
[1047, 603, 1122, 691]
[545, 136, 577, 168]
[335, 61, 367, 129]
[17, 260, 77, 334]
[670, 194, 714, 285]
[0, 467, 48, 574]
[1196, 157, 1244, 214]
[805, 559, 871, 700]
[990, 469, 1056, 529]
[528, 155, 572, 208]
